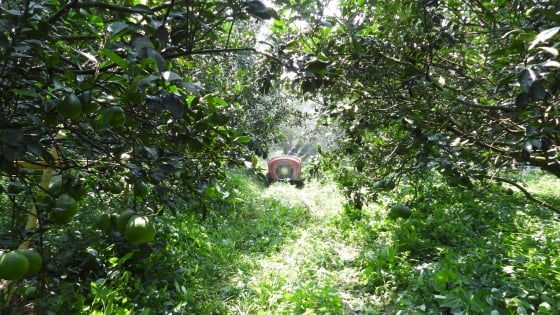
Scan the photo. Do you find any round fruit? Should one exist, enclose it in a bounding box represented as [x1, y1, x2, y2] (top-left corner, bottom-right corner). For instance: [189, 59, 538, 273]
[134, 181, 149, 197]
[124, 216, 156, 244]
[79, 91, 99, 114]
[373, 179, 396, 191]
[388, 203, 412, 219]
[17, 249, 42, 277]
[48, 178, 63, 197]
[58, 93, 82, 119]
[95, 213, 112, 231]
[0, 251, 29, 280]
[57, 193, 78, 211]
[51, 193, 79, 224]
[116, 209, 136, 233]
[35, 194, 55, 211]
[109, 106, 125, 127]
[105, 178, 125, 194]
[505, 188, 514, 195]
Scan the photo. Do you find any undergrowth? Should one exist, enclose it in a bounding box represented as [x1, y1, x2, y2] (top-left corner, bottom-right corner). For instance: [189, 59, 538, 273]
[2, 169, 559, 314]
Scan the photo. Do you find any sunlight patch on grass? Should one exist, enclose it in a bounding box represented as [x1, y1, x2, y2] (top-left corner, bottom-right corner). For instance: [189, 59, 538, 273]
[221, 177, 383, 314]
[262, 178, 345, 218]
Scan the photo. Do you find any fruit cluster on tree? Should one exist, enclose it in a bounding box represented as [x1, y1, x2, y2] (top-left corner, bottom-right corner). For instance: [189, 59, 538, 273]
[0, 0, 287, 306]
[0, 249, 42, 281]
[2, 0, 560, 309]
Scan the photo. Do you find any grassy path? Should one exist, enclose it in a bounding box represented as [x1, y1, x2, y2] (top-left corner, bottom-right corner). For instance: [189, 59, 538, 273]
[194, 171, 560, 314]
[200, 173, 379, 314]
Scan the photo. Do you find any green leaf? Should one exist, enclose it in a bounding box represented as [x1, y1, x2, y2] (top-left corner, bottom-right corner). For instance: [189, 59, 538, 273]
[542, 60, 560, 68]
[438, 293, 463, 309]
[305, 59, 330, 76]
[203, 185, 224, 199]
[100, 48, 128, 69]
[0, 128, 26, 161]
[529, 26, 560, 50]
[518, 69, 536, 92]
[537, 46, 559, 57]
[180, 82, 204, 97]
[147, 48, 167, 72]
[234, 135, 252, 143]
[162, 94, 185, 119]
[162, 71, 182, 82]
[9, 88, 40, 98]
[135, 74, 160, 87]
[107, 22, 130, 39]
[529, 81, 547, 100]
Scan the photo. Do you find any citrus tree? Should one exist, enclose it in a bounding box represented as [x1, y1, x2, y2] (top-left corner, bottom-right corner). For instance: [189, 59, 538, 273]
[0, 0, 289, 306]
[270, 0, 560, 210]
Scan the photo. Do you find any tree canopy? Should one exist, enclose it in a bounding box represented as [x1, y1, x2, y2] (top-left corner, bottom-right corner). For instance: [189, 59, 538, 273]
[1, 0, 560, 312]
[271, 0, 560, 209]
[0, 0, 293, 217]
[1, 0, 558, 227]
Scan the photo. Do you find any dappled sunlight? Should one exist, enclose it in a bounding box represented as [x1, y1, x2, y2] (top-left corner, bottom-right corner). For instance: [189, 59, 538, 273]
[220, 175, 379, 313]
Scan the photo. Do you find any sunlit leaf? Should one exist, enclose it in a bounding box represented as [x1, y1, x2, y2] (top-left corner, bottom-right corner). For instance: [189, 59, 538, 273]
[542, 60, 560, 68]
[100, 48, 127, 69]
[537, 46, 559, 57]
[234, 135, 252, 143]
[529, 26, 560, 50]
[163, 71, 182, 82]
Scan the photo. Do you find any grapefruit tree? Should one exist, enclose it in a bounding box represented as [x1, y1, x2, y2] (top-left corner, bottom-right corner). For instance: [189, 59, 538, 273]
[0, 0, 290, 310]
[272, 0, 560, 212]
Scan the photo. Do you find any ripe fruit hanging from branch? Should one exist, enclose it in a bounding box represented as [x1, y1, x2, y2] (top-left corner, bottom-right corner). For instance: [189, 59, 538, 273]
[124, 216, 156, 244]
[0, 251, 29, 280]
[388, 203, 412, 219]
[50, 193, 79, 224]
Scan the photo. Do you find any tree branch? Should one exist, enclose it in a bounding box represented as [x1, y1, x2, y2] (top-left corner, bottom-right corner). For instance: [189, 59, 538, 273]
[488, 175, 560, 214]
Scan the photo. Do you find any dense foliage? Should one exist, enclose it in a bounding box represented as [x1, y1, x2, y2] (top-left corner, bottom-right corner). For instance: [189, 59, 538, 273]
[0, 0, 285, 213]
[2, 0, 560, 313]
[271, 0, 560, 208]
[0, 0, 291, 310]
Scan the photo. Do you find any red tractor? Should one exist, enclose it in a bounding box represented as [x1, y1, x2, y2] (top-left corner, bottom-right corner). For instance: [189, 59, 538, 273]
[266, 155, 304, 187]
